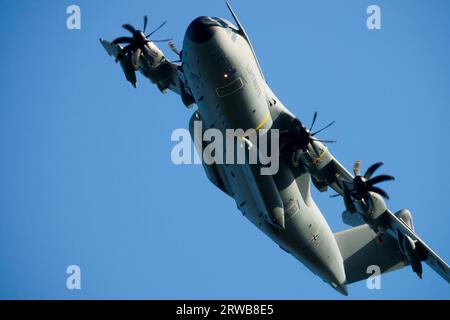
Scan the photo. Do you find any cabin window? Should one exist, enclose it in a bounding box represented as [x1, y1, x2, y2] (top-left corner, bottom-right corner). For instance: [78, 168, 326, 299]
[216, 77, 244, 97]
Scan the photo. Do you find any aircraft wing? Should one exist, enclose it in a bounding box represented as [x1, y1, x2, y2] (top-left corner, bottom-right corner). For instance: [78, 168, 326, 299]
[316, 152, 450, 283]
[100, 39, 137, 87]
[279, 111, 450, 283]
[319, 152, 450, 282]
[384, 209, 450, 282]
[100, 38, 120, 57]
[100, 38, 195, 107]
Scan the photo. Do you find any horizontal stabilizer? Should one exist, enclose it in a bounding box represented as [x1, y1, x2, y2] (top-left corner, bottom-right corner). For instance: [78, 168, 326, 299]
[335, 224, 407, 284]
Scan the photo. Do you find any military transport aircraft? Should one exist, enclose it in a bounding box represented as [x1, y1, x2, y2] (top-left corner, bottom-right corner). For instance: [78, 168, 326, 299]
[100, 2, 449, 295]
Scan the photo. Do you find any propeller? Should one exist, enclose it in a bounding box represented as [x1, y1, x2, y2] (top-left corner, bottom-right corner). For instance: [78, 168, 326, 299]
[112, 16, 171, 65]
[349, 161, 395, 208]
[166, 40, 183, 63]
[168, 40, 181, 56]
[285, 112, 336, 155]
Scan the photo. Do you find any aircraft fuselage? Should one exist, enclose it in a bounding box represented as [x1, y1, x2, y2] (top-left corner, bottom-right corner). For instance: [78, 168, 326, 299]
[182, 16, 347, 294]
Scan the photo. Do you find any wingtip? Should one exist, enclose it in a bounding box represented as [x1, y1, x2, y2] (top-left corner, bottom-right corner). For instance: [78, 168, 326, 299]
[99, 38, 106, 47]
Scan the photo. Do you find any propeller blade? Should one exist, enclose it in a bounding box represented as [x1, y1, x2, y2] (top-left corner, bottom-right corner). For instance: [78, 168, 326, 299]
[147, 20, 167, 37]
[122, 24, 136, 34]
[143, 15, 148, 33]
[111, 36, 133, 45]
[116, 44, 135, 62]
[330, 193, 342, 198]
[314, 139, 337, 144]
[353, 160, 362, 176]
[312, 120, 335, 136]
[369, 186, 390, 199]
[364, 162, 383, 180]
[343, 183, 355, 212]
[133, 47, 142, 68]
[152, 38, 173, 43]
[310, 112, 318, 131]
[367, 174, 395, 187]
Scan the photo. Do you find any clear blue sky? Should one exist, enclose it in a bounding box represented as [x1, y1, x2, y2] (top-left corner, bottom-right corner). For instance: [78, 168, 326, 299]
[0, 0, 449, 299]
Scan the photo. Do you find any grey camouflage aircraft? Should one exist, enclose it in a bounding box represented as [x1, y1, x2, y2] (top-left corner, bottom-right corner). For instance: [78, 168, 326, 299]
[100, 2, 449, 295]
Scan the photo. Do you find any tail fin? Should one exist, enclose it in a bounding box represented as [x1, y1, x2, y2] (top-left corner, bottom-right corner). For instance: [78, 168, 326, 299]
[335, 224, 407, 284]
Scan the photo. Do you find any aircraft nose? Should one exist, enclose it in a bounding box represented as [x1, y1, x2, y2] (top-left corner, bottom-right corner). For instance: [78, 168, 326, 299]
[186, 16, 218, 43]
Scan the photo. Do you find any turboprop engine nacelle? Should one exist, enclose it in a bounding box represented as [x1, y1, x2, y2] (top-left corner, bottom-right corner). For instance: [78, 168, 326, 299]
[139, 42, 165, 68]
[394, 209, 424, 278]
[395, 209, 414, 231]
[401, 234, 424, 278]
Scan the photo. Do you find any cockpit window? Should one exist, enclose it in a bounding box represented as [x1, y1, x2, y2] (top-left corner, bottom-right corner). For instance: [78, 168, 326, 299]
[203, 17, 221, 27]
[212, 17, 229, 28]
[216, 77, 244, 97]
[211, 17, 238, 31]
